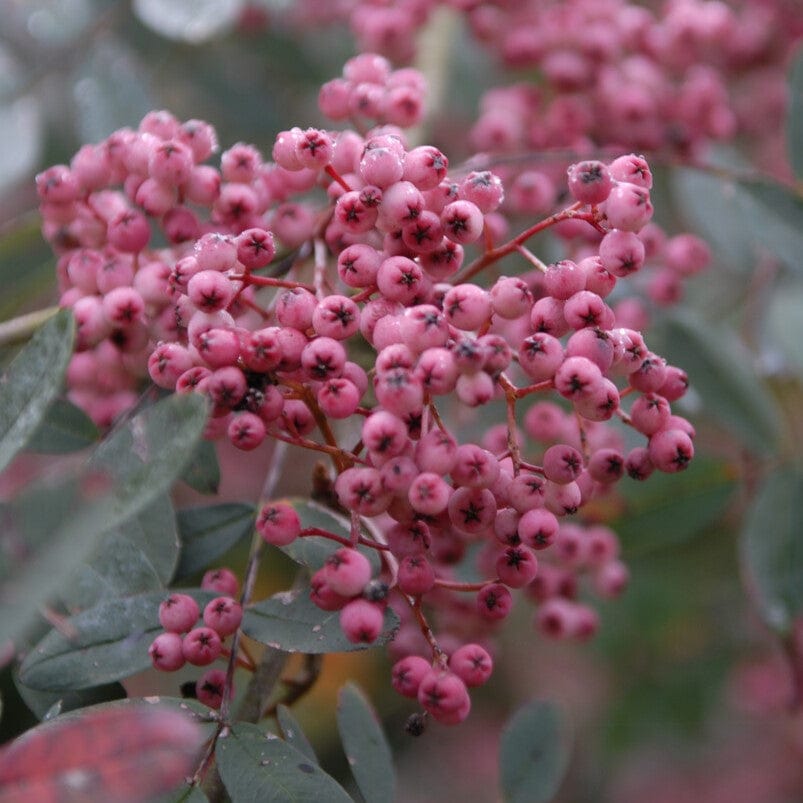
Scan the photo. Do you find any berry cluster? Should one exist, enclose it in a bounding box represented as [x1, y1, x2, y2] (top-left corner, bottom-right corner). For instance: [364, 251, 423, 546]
[275, 0, 798, 177]
[39, 52, 700, 726]
[148, 571, 242, 710]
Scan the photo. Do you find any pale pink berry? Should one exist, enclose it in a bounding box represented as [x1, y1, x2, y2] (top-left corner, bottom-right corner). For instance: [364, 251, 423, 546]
[340, 598, 384, 644]
[203, 597, 243, 637]
[235, 228, 275, 269]
[450, 644, 493, 687]
[256, 501, 301, 547]
[418, 670, 470, 722]
[459, 171, 504, 213]
[476, 583, 513, 621]
[518, 508, 560, 550]
[159, 594, 200, 634]
[397, 553, 436, 595]
[599, 229, 646, 277]
[496, 546, 538, 588]
[317, 378, 360, 419]
[648, 428, 694, 473]
[441, 200, 484, 244]
[567, 160, 614, 205]
[107, 209, 150, 252]
[604, 182, 653, 232]
[325, 548, 372, 597]
[201, 568, 239, 597]
[149, 632, 186, 672]
[392, 655, 431, 698]
[182, 627, 222, 666]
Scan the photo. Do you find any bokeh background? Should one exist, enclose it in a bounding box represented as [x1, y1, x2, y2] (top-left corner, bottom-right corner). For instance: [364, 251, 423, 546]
[1, 2, 803, 801]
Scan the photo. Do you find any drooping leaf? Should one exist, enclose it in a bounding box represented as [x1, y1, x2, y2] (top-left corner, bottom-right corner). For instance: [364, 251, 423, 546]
[174, 503, 255, 580]
[62, 494, 179, 610]
[672, 168, 803, 275]
[18, 590, 218, 691]
[613, 458, 736, 556]
[242, 589, 399, 654]
[788, 48, 803, 183]
[499, 700, 570, 803]
[336, 682, 395, 803]
[26, 397, 99, 453]
[279, 499, 382, 573]
[740, 466, 803, 633]
[766, 283, 803, 377]
[0, 395, 207, 648]
[0, 702, 206, 803]
[276, 705, 318, 765]
[132, 0, 244, 44]
[180, 438, 220, 495]
[651, 309, 782, 454]
[0, 309, 74, 474]
[216, 722, 352, 803]
[14, 671, 126, 721]
[163, 786, 210, 803]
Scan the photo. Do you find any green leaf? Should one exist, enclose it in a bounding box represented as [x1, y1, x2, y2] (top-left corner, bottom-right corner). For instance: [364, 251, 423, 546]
[18, 590, 218, 691]
[161, 787, 210, 803]
[216, 722, 352, 803]
[652, 309, 782, 454]
[279, 499, 381, 574]
[740, 466, 803, 633]
[90, 393, 208, 507]
[174, 503, 255, 580]
[788, 48, 803, 183]
[180, 438, 220, 495]
[14, 672, 126, 721]
[499, 700, 570, 803]
[0, 309, 74, 473]
[0, 395, 207, 648]
[62, 494, 179, 610]
[26, 398, 99, 453]
[672, 168, 803, 275]
[276, 705, 318, 765]
[242, 589, 399, 654]
[613, 458, 736, 556]
[336, 682, 395, 803]
[766, 283, 803, 377]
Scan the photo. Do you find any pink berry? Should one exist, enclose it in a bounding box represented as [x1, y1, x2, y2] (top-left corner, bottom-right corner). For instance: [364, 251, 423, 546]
[496, 546, 539, 588]
[567, 160, 614, 205]
[325, 548, 373, 597]
[203, 597, 243, 637]
[196, 668, 228, 710]
[256, 501, 301, 547]
[450, 644, 493, 687]
[201, 568, 240, 597]
[476, 583, 513, 621]
[159, 594, 200, 634]
[397, 553, 436, 595]
[417, 670, 470, 722]
[149, 632, 186, 672]
[340, 598, 384, 644]
[182, 627, 222, 666]
[392, 655, 431, 698]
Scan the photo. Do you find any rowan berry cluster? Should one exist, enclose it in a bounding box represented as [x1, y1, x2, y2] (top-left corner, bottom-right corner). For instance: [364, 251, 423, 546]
[39, 51, 700, 726]
[149, 580, 242, 710]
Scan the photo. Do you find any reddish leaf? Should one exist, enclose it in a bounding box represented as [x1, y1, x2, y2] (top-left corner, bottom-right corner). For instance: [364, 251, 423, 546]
[0, 703, 206, 802]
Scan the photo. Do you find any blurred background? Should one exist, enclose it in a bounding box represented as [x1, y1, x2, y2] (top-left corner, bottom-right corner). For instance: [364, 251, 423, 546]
[1, 1, 803, 801]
